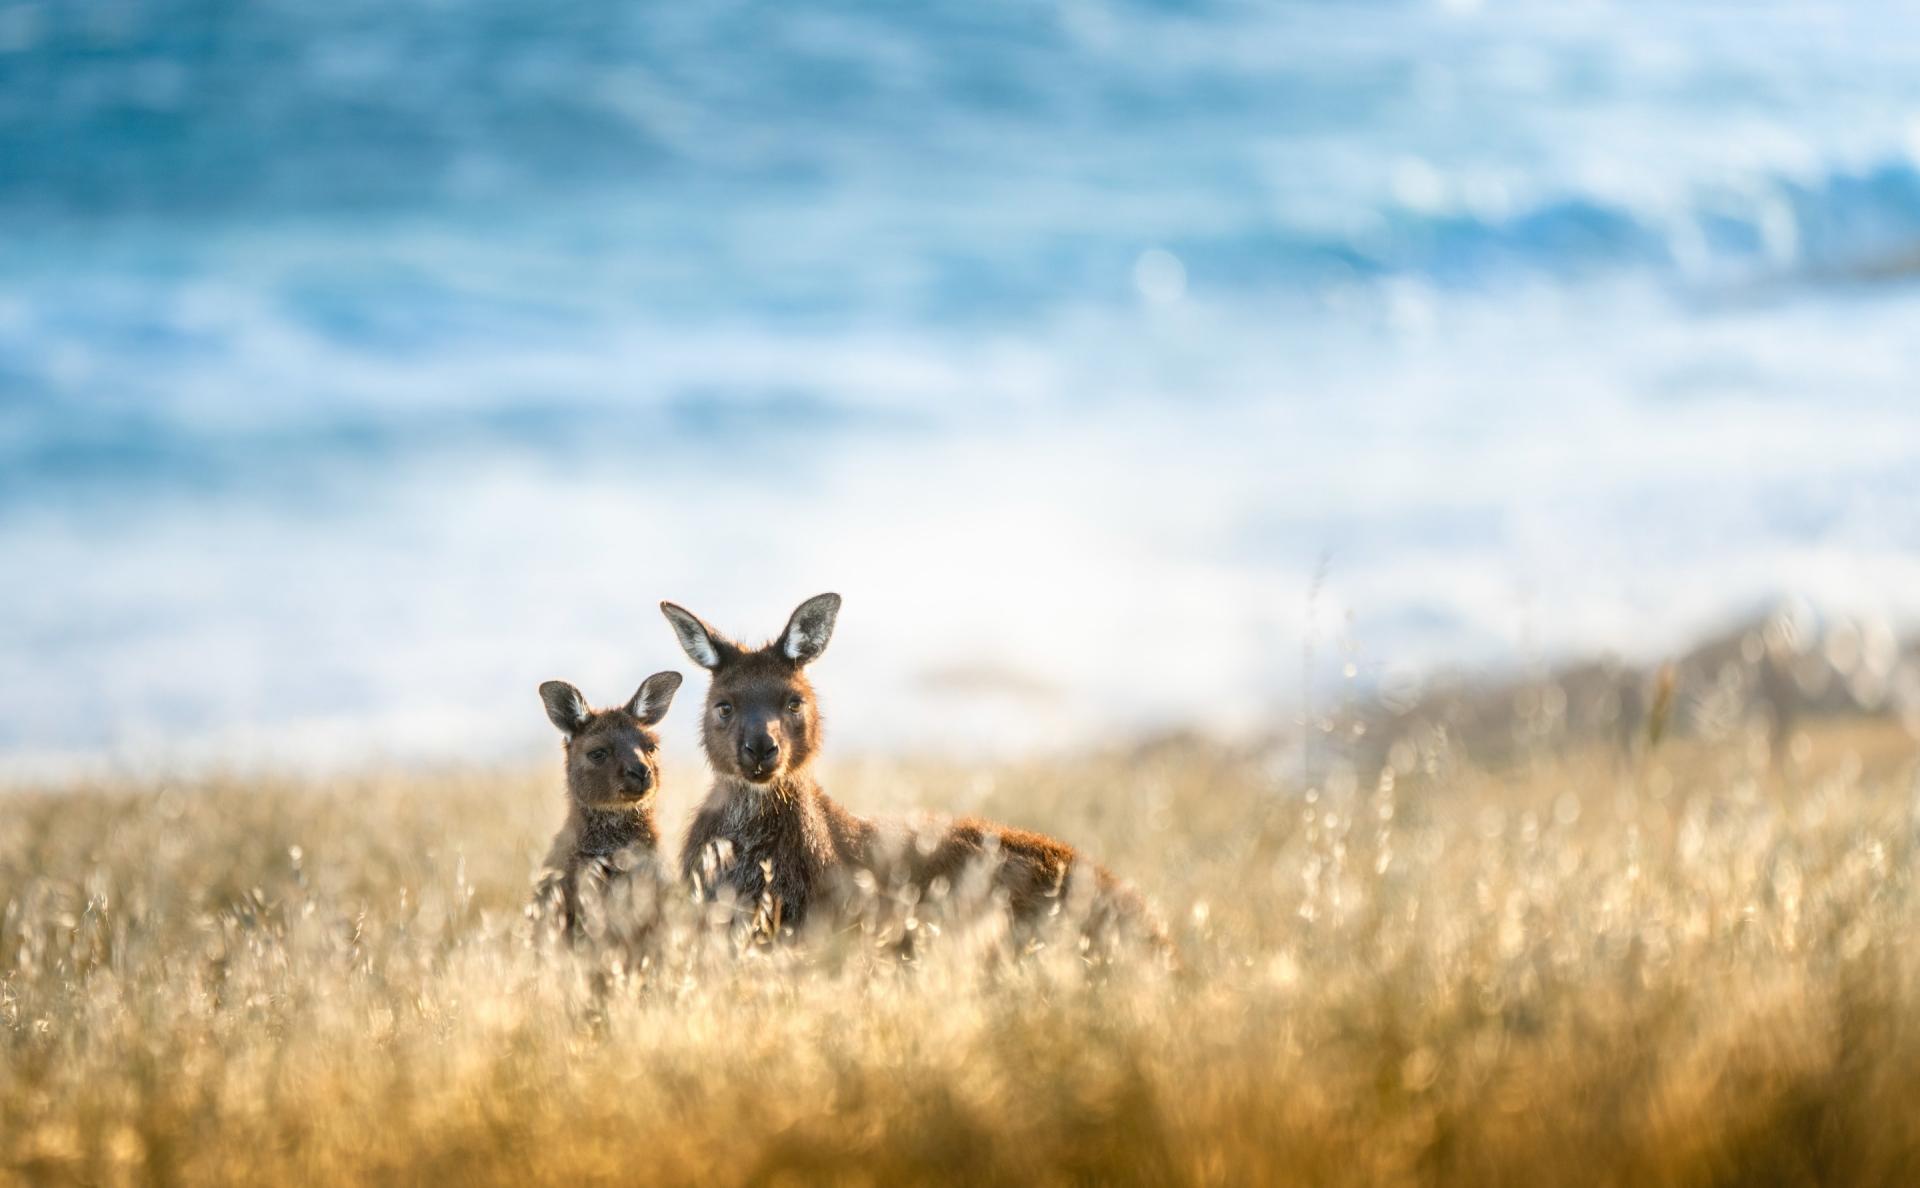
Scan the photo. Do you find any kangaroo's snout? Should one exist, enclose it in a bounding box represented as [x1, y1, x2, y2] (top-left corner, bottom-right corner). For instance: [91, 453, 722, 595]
[740, 733, 781, 780]
[621, 761, 653, 791]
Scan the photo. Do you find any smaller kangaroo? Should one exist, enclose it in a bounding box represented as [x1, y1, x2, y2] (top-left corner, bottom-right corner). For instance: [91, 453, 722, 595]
[662, 594, 1162, 953]
[529, 671, 682, 946]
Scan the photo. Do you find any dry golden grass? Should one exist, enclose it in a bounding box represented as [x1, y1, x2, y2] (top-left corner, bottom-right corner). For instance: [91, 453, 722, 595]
[4, 719, 1920, 1186]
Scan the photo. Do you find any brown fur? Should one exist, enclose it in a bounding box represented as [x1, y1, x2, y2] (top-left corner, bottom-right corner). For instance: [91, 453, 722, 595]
[664, 595, 1162, 951]
[529, 673, 681, 946]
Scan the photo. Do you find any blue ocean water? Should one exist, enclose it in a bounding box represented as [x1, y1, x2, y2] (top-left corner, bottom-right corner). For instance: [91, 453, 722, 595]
[4, 0, 1920, 771]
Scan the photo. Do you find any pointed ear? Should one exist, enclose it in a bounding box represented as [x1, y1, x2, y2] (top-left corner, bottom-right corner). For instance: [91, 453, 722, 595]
[625, 670, 683, 726]
[778, 593, 842, 666]
[539, 680, 592, 736]
[660, 601, 726, 669]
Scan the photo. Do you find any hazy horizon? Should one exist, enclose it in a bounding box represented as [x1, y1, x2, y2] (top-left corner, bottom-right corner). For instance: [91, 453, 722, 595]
[6, 0, 1920, 775]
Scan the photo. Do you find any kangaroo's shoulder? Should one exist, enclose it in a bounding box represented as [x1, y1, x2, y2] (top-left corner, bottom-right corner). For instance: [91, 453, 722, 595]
[815, 788, 879, 860]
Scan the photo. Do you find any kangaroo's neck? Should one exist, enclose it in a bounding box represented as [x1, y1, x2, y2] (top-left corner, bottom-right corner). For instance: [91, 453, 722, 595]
[710, 767, 829, 816]
[708, 768, 874, 860]
[567, 801, 660, 857]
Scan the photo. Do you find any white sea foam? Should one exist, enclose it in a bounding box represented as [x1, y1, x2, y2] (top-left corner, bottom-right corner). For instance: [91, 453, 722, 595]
[4, 277, 1919, 777]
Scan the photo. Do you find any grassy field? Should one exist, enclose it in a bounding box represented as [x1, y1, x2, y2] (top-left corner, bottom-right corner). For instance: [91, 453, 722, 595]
[4, 714, 1920, 1186]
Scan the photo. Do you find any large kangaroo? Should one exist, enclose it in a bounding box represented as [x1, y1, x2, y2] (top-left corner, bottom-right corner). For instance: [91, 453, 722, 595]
[529, 672, 682, 945]
[661, 594, 1159, 950]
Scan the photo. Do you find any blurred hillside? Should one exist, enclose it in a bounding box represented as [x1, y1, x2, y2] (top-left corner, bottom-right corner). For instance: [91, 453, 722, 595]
[1321, 610, 1920, 778]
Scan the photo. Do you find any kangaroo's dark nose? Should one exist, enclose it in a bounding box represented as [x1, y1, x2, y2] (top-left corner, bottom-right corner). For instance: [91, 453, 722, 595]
[622, 763, 651, 788]
[741, 739, 780, 769]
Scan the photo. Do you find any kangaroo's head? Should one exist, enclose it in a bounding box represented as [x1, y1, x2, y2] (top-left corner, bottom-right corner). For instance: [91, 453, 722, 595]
[538, 672, 683, 810]
[659, 593, 841, 786]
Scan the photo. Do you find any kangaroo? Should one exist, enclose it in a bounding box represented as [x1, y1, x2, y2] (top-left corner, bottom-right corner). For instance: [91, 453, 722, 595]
[529, 671, 682, 946]
[661, 594, 1161, 952]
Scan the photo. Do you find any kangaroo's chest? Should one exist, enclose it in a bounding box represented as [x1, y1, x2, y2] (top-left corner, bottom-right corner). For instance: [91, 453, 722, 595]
[721, 816, 811, 881]
[696, 798, 831, 920]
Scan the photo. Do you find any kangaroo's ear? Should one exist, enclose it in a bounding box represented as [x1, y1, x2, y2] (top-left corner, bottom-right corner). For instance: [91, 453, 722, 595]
[626, 670, 683, 726]
[539, 680, 592, 736]
[778, 593, 842, 666]
[660, 601, 727, 670]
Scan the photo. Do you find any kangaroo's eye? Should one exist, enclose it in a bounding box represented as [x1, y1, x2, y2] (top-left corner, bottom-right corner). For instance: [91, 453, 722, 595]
[714, 702, 733, 720]
[787, 697, 805, 714]
[586, 748, 610, 763]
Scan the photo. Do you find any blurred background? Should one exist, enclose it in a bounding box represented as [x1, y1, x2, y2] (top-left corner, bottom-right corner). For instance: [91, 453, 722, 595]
[4, 0, 1920, 775]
